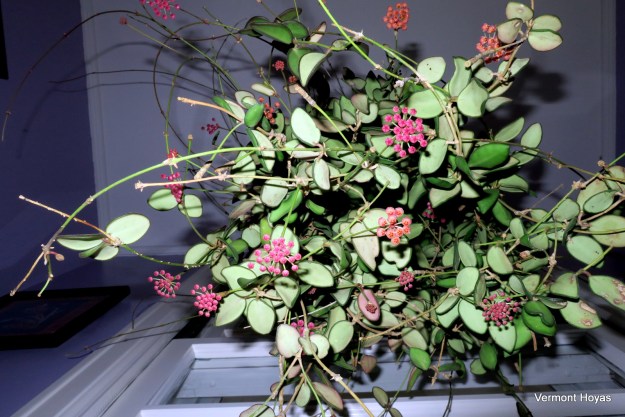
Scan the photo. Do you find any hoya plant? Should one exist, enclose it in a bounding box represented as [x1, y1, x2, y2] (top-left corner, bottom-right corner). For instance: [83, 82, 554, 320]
[11, 1, 625, 416]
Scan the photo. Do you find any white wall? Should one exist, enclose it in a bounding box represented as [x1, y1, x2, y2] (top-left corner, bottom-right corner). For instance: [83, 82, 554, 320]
[80, 0, 616, 255]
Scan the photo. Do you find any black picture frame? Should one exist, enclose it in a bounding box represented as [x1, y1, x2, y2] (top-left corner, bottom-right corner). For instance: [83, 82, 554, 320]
[0, 286, 130, 350]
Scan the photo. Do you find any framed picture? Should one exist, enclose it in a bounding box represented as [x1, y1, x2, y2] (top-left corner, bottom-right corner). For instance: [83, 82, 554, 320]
[0, 286, 130, 350]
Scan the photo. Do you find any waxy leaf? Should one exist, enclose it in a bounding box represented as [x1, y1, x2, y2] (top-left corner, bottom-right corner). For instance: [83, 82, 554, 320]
[407, 87, 448, 119]
[297, 261, 335, 287]
[57, 234, 103, 251]
[106, 213, 150, 244]
[495, 117, 524, 142]
[419, 139, 448, 175]
[246, 299, 275, 334]
[148, 189, 178, 211]
[312, 382, 344, 411]
[506, 1, 534, 21]
[497, 18, 522, 44]
[275, 277, 299, 308]
[328, 320, 353, 353]
[417, 57, 446, 84]
[589, 275, 625, 311]
[457, 79, 488, 117]
[291, 108, 321, 146]
[276, 324, 301, 358]
[299, 52, 327, 87]
[550, 272, 579, 299]
[409, 348, 431, 371]
[479, 342, 498, 370]
[566, 235, 604, 265]
[486, 246, 514, 275]
[251, 22, 293, 44]
[261, 179, 289, 208]
[215, 294, 246, 326]
[456, 267, 479, 296]
[489, 323, 517, 353]
[459, 299, 488, 334]
[468, 143, 510, 169]
[589, 215, 625, 247]
[560, 300, 602, 329]
[240, 404, 275, 417]
[533, 14, 562, 31]
[528, 29, 563, 52]
[179, 194, 202, 218]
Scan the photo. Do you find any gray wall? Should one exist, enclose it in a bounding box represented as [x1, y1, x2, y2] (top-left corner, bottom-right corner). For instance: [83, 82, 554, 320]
[0, 1, 97, 295]
[80, 0, 616, 256]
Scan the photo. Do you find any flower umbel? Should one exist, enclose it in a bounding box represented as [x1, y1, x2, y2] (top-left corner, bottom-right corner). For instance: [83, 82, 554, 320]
[482, 291, 521, 327]
[396, 269, 415, 291]
[161, 171, 183, 204]
[383, 3, 410, 31]
[476, 23, 512, 63]
[377, 206, 412, 246]
[148, 270, 181, 298]
[383, 106, 426, 158]
[248, 234, 301, 277]
[140, 0, 180, 20]
[291, 319, 315, 336]
[191, 284, 222, 317]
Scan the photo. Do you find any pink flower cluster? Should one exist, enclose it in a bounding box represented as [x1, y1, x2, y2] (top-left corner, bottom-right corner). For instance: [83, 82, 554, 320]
[476, 23, 512, 64]
[382, 106, 426, 158]
[291, 319, 315, 336]
[201, 118, 220, 135]
[140, 0, 180, 20]
[395, 269, 415, 291]
[247, 235, 301, 277]
[376, 207, 412, 246]
[161, 171, 183, 204]
[422, 202, 446, 223]
[191, 284, 222, 317]
[148, 270, 181, 298]
[482, 291, 521, 327]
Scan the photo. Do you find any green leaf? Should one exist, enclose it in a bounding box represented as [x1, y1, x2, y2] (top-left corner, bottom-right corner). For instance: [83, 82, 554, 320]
[310, 334, 330, 359]
[448, 56, 471, 97]
[505, 1, 534, 21]
[589, 215, 625, 247]
[313, 159, 331, 191]
[566, 235, 604, 265]
[550, 272, 579, 299]
[287, 48, 311, 79]
[486, 246, 513, 275]
[457, 241, 477, 267]
[215, 294, 246, 326]
[401, 328, 428, 350]
[381, 241, 412, 269]
[295, 383, 311, 407]
[533, 14, 562, 32]
[589, 275, 625, 311]
[457, 79, 488, 118]
[485, 97, 512, 112]
[456, 267, 479, 296]
[528, 29, 563, 51]
[409, 348, 431, 371]
[372, 386, 389, 407]
[246, 299, 276, 334]
[276, 324, 301, 357]
[489, 323, 517, 353]
[240, 404, 276, 417]
[56, 234, 103, 251]
[492, 201, 513, 226]
[328, 320, 353, 353]
[583, 190, 617, 214]
[350, 221, 379, 270]
[429, 184, 461, 208]
[470, 358, 487, 375]
[283, 20, 308, 39]
[497, 18, 523, 44]
[251, 22, 293, 44]
[312, 382, 343, 411]
[417, 57, 446, 84]
[106, 213, 150, 244]
[91, 245, 118, 261]
[552, 198, 579, 222]
[275, 277, 299, 308]
[560, 300, 602, 329]
[407, 87, 448, 119]
[374, 165, 401, 189]
[459, 299, 487, 334]
[184, 243, 211, 265]
[261, 179, 290, 208]
[291, 108, 321, 146]
[419, 139, 448, 175]
[522, 301, 556, 336]
[495, 117, 524, 142]
[244, 103, 264, 128]
[299, 52, 327, 87]
[297, 261, 335, 287]
[222, 265, 258, 290]
[468, 143, 510, 169]
[231, 152, 256, 184]
[249, 130, 276, 172]
[479, 342, 498, 370]
[179, 194, 202, 218]
[148, 189, 178, 211]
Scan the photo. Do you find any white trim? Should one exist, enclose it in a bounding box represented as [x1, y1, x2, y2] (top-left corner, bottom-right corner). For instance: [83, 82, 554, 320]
[11, 269, 209, 417]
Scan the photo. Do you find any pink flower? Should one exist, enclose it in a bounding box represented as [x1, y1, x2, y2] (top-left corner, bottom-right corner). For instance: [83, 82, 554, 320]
[382, 106, 426, 158]
[395, 269, 415, 291]
[140, 0, 180, 20]
[148, 270, 181, 298]
[383, 3, 410, 31]
[482, 291, 521, 327]
[376, 207, 412, 246]
[248, 235, 301, 276]
[290, 319, 315, 336]
[273, 60, 285, 71]
[191, 284, 222, 317]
